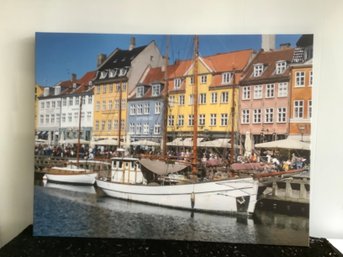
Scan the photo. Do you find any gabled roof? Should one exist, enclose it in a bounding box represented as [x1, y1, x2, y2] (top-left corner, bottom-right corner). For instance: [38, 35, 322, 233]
[240, 48, 295, 85]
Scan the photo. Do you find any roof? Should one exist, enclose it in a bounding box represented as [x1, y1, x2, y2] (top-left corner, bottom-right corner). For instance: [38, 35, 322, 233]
[94, 44, 148, 81]
[240, 48, 295, 85]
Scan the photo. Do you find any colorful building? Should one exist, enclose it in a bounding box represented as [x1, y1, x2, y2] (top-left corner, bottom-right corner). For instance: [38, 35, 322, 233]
[34, 84, 43, 130]
[167, 50, 254, 141]
[289, 35, 313, 142]
[92, 38, 163, 144]
[239, 45, 295, 144]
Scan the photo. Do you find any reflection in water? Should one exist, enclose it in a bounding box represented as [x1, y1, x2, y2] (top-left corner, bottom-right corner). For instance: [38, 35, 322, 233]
[33, 184, 309, 246]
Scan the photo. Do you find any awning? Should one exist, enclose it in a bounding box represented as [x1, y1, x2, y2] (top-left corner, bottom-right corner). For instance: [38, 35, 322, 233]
[131, 139, 160, 146]
[255, 138, 310, 150]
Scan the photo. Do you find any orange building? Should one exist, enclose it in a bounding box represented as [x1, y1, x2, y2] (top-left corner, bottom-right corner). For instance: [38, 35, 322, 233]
[289, 35, 313, 142]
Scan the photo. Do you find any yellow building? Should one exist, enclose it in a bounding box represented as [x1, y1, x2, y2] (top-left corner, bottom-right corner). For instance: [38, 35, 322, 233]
[92, 39, 163, 144]
[34, 84, 44, 130]
[167, 50, 254, 140]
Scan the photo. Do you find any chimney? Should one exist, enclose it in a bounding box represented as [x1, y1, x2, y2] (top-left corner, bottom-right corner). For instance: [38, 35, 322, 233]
[129, 36, 136, 51]
[71, 73, 77, 82]
[262, 34, 275, 51]
[97, 53, 107, 67]
[280, 43, 291, 49]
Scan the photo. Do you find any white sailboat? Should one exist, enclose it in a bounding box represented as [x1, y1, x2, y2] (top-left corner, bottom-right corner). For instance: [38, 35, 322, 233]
[44, 94, 101, 185]
[96, 36, 259, 215]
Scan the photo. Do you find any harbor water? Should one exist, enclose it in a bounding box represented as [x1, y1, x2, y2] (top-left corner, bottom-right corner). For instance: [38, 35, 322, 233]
[33, 182, 309, 246]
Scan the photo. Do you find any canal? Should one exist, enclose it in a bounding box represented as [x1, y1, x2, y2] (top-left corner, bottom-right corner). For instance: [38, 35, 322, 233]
[33, 182, 309, 246]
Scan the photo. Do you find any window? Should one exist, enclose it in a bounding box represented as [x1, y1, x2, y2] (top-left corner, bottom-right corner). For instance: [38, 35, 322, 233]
[121, 100, 126, 109]
[62, 98, 66, 106]
[41, 102, 45, 109]
[222, 72, 233, 84]
[96, 101, 100, 111]
[87, 112, 91, 121]
[68, 113, 72, 122]
[168, 115, 174, 126]
[82, 96, 86, 105]
[122, 82, 127, 91]
[200, 75, 207, 84]
[294, 100, 304, 119]
[276, 61, 287, 74]
[308, 100, 312, 118]
[265, 108, 274, 123]
[46, 115, 50, 124]
[254, 85, 263, 99]
[129, 123, 135, 134]
[179, 95, 185, 105]
[188, 114, 194, 126]
[107, 120, 112, 130]
[136, 86, 144, 97]
[40, 115, 44, 124]
[143, 103, 150, 114]
[199, 93, 206, 104]
[168, 95, 175, 107]
[95, 120, 99, 131]
[154, 123, 161, 134]
[210, 114, 217, 126]
[51, 114, 55, 123]
[114, 120, 119, 130]
[69, 97, 73, 106]
[253, 109, 261, 123]
[143, 123, 149, 134]
[155, 102, 161, 114]
[108, 100, 113, 110]
[189, 94, 194, 105]
[130, 105, 136, 115]
[116, 83, 121, 92]
[190, 76, 194, 85]
[242, 86, 250, 100]
[152, 84, 161, 96]
[136, 123, 142, 134]
[121, 119, 125, 131]
[295, 71, 305, 87]
[309, 71, 313, 86]
[62, 113, 66, 123]
[101, 120, 105, 131]
[278, 82, 288, 97]
[52, 101, 56, 108]
[57, 100, 61, 107]
[199, 114, 205, 126]
[74, 112, 78, 122]
[253, 64, 264, 77]
[220, 92, 229, 103]
[174, 78, 181, 89]
[221, 113, 228, 126]
[177, 115, 184, 127]
[277, 107, 287, 123]
[96, 85, 101, 94]
[56, 114, 60, 123]
[266, 84, 275, 98]
[88, 96, 92, 104]
[242, 109, 250, 124]
[102, 100, 106, 111]
[115, 100, 119, 110]
[75, 96, 79, 106]
[211, 92, 217, 103]
[136, 104, 143, 115]
[109, 84, 113, 93]
[46, 101, 50, 108]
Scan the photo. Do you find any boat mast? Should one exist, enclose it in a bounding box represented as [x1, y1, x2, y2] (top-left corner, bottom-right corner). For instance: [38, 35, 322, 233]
[118, 81, 122, 149]
[76, 94, 83, 166]
[162, 35, 169, 159]
[230, 69, 236, 165]
[192, 35, 199, 175]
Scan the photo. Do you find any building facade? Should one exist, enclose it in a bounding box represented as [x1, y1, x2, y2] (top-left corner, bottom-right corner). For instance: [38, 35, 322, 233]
[289, 35, 313, 141]
[92, 38, 163, 143]
[35, 85, 44, 131]
[239, 46, 295, 143]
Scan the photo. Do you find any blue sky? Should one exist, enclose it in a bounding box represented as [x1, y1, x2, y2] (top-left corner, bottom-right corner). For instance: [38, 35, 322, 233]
[35, 33, 302, 86]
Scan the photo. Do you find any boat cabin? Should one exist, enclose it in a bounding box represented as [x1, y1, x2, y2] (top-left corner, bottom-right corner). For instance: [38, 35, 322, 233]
[111, 157, 146, 184]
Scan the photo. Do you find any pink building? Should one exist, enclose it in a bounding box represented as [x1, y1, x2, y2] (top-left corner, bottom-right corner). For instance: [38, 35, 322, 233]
[239, 45, 295, 143]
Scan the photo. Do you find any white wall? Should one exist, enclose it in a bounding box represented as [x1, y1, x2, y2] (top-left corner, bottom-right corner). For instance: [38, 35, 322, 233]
[1, 0, 343, 247]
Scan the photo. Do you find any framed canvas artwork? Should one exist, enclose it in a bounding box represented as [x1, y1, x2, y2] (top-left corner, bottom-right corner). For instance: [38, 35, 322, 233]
[34, 33, 312, 246]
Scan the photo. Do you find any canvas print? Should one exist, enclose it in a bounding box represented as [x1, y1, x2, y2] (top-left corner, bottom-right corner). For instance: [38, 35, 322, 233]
[34, 33, 312, 246]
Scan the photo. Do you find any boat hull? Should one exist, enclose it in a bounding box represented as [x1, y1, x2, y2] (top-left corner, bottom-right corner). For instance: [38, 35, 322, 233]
[96, 177, 258, 215]
[44, 172, 98, 185]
